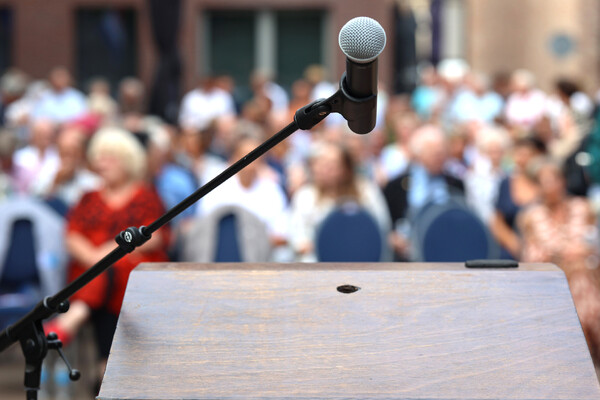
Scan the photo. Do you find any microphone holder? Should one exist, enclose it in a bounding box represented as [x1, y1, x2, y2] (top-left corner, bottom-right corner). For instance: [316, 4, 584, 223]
[0, 82, 376, 399]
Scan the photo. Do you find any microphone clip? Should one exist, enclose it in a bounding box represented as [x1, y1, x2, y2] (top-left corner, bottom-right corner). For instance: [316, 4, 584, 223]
[293, 73, 377, 134]
[115, 226, 152, 253]
[329, 72, 378, 135]
[294, 100, 332, 130]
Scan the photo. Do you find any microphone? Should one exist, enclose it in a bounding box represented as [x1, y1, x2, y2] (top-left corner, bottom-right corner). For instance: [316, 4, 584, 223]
[338, 17, 386, 134]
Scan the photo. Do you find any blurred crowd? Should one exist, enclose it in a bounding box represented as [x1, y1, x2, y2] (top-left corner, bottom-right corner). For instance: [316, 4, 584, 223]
[2, 60, 600, 394]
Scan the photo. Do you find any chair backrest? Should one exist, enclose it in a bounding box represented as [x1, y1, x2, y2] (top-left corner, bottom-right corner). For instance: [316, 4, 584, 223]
[182, 205, 271, 263]
[316, 202, 383, 262]
[214, 213, 242, 262]
[0, 218, 40, 292]
[412, 201, 499, 262]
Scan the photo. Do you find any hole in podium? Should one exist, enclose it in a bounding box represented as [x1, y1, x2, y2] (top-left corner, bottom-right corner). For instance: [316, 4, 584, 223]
[337, 284, 360, 294]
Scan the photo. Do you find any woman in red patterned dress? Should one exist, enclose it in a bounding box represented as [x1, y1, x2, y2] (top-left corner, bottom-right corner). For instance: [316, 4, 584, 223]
[46, 127, 169, 369]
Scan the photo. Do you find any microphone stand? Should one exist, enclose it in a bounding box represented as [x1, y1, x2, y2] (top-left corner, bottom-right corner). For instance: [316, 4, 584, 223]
[0, 74, 376, 400]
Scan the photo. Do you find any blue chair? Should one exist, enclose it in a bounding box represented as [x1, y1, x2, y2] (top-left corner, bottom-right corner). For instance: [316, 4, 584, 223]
[412, 200, 499, 262]
[214, 213, 243, 262]
[182, 205, 271, 263]
[316, 202, 383, 262]
[0, 218, 41, 329]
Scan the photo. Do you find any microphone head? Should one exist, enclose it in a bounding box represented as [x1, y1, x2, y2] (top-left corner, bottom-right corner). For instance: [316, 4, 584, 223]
[338, 17, 386, 64]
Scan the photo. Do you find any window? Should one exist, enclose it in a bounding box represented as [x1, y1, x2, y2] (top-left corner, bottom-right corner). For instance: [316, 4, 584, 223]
[204, 10, 255, 98]
[0, 8, 13, 75]
[76, 9, 137, 92]
[204, 9, 327, 98]
[276, 11, 325, 91]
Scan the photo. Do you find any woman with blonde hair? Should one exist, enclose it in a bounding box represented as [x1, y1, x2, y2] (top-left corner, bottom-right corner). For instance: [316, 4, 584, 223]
[45, 127, 169, 387]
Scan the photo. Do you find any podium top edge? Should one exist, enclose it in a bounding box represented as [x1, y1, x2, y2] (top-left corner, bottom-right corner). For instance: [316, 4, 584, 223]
[134, 262, 561, 272]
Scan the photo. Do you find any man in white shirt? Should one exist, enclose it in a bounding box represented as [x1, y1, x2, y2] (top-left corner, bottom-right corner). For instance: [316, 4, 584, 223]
[196, 135, 289, 244]
[178, 77, 236, 131]
[12, 119, 60, 196]
[504, 69, 547, 129]
[31, 67, 87, 124]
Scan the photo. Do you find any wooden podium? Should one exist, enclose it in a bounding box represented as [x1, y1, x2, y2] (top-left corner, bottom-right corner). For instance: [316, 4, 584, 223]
[98, 263, 600, 400]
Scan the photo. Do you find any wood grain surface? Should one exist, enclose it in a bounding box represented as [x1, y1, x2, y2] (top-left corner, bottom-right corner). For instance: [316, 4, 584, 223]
[98, 263, 600, 400]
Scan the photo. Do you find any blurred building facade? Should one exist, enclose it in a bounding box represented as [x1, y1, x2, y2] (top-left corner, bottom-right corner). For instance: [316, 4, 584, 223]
[0, 0, 393, 95]
[0, 0, 598, 95]
[466, 0, 600, 93]
[408, 0, 600, 92]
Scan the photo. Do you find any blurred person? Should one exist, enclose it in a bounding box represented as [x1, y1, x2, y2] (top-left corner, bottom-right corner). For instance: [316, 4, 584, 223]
[146, 120, 197, 230]
[87, 77, 118, 122]
[383, 125, 465, 260]
[288, 79, 312, 120]
[0, 129, 18, 199]
[545, 78, 591, 162]
[179, 76, 236, 131]
[492, 71, 513, 102]
[546, 78, 579, 123]
[214, 74, 244, 113]
[504, 69, 547, 129]
[531, 115, 555, 146]
[386, 94, 413, 123]
[241, 96, 272, 128]
[44, 127, 169, 389]
[354, 124, 388, 183]
[3, 80, 49, 139]
[12, 119, 60, 196]
[464, 126, 510, 222]
[290, 141, 391, 262]
[411, 64, 444, 121]
[195, 133, 289, 248]
[206, 113, 239, 159]
[447, 72, 503, 125]
[121, 111, 148, 145]
[344, 126, 381, 180]
[378, 112, 419, 184]
[177, 124, 226, 186]
[520, 157, 597, 272]
[444, 125, 470, 180]
[118, 77, 146, 115]
[437, 58, 470, 125]
[250, 70, 289, 115]
[518, 157, 600, 365]
[47, 124, 100, 208]
[304, 64, 344, 128]
[489, 136, 545, 259]
[305, 64, 336, 101]
[317, 121, 383, 182]
[0, 68, 29, 126]
[571, 90, 594, 119]
[32, 66, 87, 124]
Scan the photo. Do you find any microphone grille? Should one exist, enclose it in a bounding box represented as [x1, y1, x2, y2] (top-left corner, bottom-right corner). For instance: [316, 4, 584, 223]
[338, 17, 386, 64]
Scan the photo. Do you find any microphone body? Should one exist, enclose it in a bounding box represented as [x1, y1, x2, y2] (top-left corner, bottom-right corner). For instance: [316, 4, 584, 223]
[346, 58, 378, 99]
[343, 58, 378, 134]
[337, 17, 386, 134]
